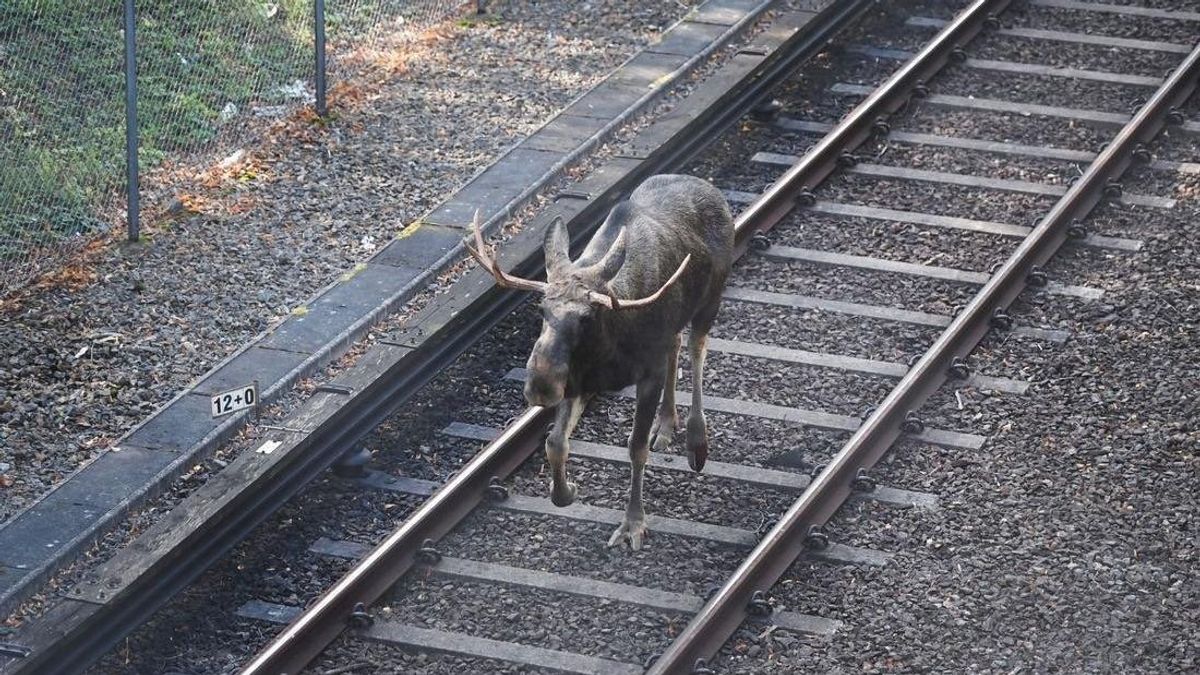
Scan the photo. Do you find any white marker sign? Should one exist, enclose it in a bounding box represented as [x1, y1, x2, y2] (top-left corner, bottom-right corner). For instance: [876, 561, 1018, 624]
[211, 383, 257, 417]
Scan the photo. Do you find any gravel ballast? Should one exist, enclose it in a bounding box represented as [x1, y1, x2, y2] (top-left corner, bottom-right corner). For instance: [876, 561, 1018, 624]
[733, 256, 983, 314]
[1005, 4, 1200, 45]
[0, 0, 704, 524]
[712, 168, 1200, 675]
[967, 31, 1183, 76]
[701, 4, 1200, 673]
[56, 0, 861, 669]
[20, 0, 1199, 673]
[765, 209, 1037, 271]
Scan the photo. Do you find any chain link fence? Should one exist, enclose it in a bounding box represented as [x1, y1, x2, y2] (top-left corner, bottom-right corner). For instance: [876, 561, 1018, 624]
[0, 0, 471, 298]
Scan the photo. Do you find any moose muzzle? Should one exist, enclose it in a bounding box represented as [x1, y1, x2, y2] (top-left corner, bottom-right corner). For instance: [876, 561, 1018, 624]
[523, 367, 565, 407]
[523, 331, 569, 407]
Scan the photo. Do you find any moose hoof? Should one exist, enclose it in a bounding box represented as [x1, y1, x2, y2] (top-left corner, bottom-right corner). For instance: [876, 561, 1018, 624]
[550, 481, 577, 507]
[607, 517, 649, 550]
[686, 415, 708, 471]
[650, 418, 676, 452]
[687, 442, 708, 472]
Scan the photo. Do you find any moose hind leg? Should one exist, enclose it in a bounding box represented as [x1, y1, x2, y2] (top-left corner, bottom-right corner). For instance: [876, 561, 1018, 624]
[546, 396, 586, 507]
[608, 377, 663, 550]
[686, 330, 710, 472]
[650, 333, 681, 452]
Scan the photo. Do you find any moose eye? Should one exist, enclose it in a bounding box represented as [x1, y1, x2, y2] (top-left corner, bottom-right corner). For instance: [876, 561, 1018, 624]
[565, 313, 592, 339]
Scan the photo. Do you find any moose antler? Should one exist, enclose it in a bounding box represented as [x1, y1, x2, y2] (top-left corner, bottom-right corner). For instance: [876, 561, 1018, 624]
[464, 209, 690, 309]
[588, 254, 691, 310]
[464, 210, 549, 293]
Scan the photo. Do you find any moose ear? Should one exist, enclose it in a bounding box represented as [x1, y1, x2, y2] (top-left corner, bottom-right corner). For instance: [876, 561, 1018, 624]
[544, 217, 571, 275]
[592, 228, 628, 283]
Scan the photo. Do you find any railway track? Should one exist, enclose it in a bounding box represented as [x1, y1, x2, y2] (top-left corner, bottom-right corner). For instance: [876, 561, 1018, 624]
[4, 0, 1197, 672]
[232, 1, 1198, 674]
[2, 1, 873, 673]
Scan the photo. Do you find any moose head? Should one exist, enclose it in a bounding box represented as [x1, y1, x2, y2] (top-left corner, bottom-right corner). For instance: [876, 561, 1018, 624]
[465, 210, 690, 408]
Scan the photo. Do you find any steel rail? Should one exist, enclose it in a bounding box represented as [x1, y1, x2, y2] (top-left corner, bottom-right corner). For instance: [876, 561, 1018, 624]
[4, 3, 876, 673]
[648, 33, 1200, 675]
[243, 1, 1011, 672]
[733, 0, 1013, 255]
[235, 3, 875, 673]
[240, 1, 1024, 672]
[240, 406, 552, 674]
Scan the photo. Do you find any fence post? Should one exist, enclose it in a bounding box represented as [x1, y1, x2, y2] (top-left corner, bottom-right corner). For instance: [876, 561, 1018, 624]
[314, 0, 327, 116]
[123, 0, 139, 241]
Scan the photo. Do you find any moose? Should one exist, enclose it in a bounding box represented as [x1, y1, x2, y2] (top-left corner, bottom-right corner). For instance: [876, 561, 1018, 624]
[466, 174, 735, 549]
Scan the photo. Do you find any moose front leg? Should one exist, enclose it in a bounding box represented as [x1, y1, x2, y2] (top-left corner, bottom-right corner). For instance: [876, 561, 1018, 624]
[546, 396, 586, 507]
[686, 331, 710, 472]
[650, 333, 681, 451]
[608, 377, 663, 550]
